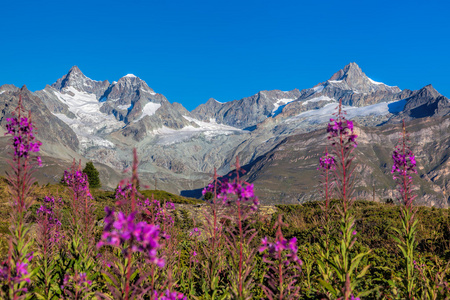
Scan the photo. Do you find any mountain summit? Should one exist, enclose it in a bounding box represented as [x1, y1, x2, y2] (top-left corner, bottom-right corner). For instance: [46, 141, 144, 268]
[325, 62, 400, 94]
[51, 66, 110, 98]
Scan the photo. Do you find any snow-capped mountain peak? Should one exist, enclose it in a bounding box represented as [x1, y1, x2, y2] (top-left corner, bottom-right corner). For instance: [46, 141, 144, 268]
[51, 66, 110, 99]
[324, 62, 400, 94]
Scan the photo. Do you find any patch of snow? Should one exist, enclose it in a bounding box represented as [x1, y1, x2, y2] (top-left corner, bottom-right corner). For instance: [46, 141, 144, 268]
[0, 91, 5, 95]
[125, 74, 137, 78]
[117, 104, 131, 110]
[214, 99, 224, 104]
[148, 116, 242, 145]
[312, 85, 324, 93]
[112, 81, 117, 85]
[302, 96, 335, 105]
[271, 98, 296, 117]
[51, 86, 124, 150]
[368, 77, 384, 85]
[328, 80, 343, 84]
[134, 102, 161, 122]
[287, 99, 407, 124]
[53, 113, 116, 149]
[183, 115, 241, 132]
[140, 87, 156, 96]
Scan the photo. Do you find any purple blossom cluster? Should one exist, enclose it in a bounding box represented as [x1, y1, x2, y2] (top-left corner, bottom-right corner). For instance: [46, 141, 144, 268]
[139, 197, 175, 227]
[115, 183, 133, 206]
[391, 148, 417, 179]
[5, 115, 42, 165]
[155, 289, 187, 300]
[64, 168, 92, 199]
[36, 196, 63, 244]
[189, 227, 201, 237]
[97, 207, 164, 267]
[202, 178, 259, 211]
[259, 236, 302, 266]
[318, 152, 336, 171]
[0, 252, 34, 288]
[327, 118, 358, 148]
[62, 272, 93, 289]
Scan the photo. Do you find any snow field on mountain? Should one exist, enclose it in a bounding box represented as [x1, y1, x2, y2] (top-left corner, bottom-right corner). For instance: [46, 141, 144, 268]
[147, 116, 242, 145]
[302, 95, 336, 105]
[134, 102, 161, 122]
[50, 86, 122, 150]
[271, 98, 297, 117]
[287, 99, 408, 124]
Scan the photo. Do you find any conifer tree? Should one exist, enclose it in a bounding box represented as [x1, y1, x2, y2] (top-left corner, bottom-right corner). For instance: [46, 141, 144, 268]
[82, 161, 101, 188]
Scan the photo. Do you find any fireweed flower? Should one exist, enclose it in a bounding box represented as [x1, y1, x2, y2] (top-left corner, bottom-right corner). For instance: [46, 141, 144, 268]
[3, 98, 41, 297]
[203, 178, 259, 210]
[327, 118, 358, 149]
[259, 236, 302, 266]
[36, 196, 63, 244]
[259, 215, 302, 299]
[64, 167, 92, 200]
[155, 289, 187, 300]
[189, 227, 201, 237]
[139, 197, 175, 227]
[391, 121, 419, 298]
[318, 152, 336, 171]
[97, 207, 164, 267]
[5, 116, 42, 164]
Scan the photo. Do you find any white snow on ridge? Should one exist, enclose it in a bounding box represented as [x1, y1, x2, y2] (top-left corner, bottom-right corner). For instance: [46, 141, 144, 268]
[287, 99, 407, 124]
[117, 104, 131, 110]
[51, 86, 123, 150]
[312, 85, 324, 93]
[182, 115, 241, 132]
[0, 91, 5, 94]
[125, 74, 137, 78]
[368, 78, 384, 85]
[302, 95, 335, 105]
[134, 102, 161, 122]
[147, 116, 242, 145]
[271, 98, 296, 116]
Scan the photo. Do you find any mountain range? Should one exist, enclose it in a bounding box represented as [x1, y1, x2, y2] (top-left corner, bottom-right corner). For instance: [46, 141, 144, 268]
[0, 63, 449, 207]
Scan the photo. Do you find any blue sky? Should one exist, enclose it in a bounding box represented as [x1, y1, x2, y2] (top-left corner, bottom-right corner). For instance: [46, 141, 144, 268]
[1, 0, 449, 110]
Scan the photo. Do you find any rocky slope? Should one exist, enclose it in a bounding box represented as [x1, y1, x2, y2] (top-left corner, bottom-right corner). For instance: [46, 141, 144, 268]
[0, 63, 448, 207]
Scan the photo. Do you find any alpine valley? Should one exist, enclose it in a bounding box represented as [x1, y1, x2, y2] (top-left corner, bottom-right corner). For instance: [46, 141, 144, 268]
[0, 63, 449, 207]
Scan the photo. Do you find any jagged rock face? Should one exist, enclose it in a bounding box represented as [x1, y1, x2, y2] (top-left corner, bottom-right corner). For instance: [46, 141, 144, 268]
[191, 98, 224, 121]
[325, 62, 401, 94]
[389, 85, 450, 121]
[233, 117, 450, 208]
[99, 74, 167, 123]
[34, 85, 76, 119]
[2, 63, 449, 208]
[0, 86, 79, 151]
[52, 66, 110, 98]
[191, 89, 302, 129]
[119, 101, 194, 141]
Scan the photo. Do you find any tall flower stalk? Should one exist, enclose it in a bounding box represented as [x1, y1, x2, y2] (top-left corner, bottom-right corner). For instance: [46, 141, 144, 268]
[315, 149, 336, 298]
[64, 159, 95, 239]
[321, 100, 371, 300]
[259, 214, 302, 299]
[391, 120, 418, 299]
[200, 167, 228, 299]
[62, 160, 98, 299]
[212, 157, 259, 299]
[1, 96, 41, 299]
[34, 196, 63, 298]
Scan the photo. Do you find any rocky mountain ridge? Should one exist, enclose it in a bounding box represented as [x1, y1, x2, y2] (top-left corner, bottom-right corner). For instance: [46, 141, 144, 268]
[0, 63, 449, 207]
